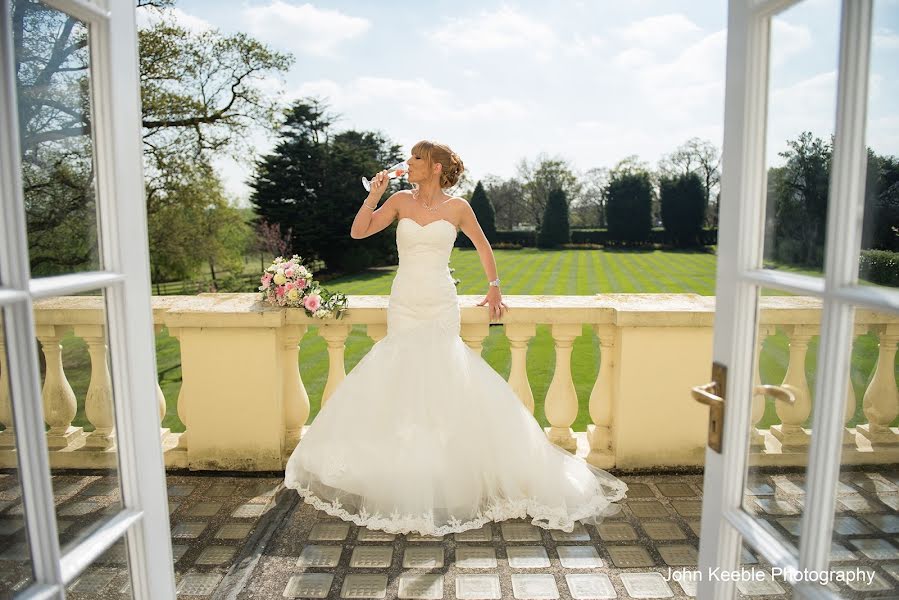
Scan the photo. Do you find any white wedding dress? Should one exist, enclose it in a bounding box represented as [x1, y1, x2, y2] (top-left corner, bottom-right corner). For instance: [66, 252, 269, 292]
[283, 217, 627, 535]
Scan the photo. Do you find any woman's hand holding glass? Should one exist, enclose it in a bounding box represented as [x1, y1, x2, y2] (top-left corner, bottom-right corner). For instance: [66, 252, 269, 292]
[366, 170, 390, 204]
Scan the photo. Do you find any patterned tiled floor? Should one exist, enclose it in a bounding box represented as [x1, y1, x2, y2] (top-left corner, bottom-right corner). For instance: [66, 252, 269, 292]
[0, 469, 897, 598]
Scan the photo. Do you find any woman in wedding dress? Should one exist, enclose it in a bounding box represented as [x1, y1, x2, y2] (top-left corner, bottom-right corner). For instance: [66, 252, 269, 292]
[284, 140, 627, 535]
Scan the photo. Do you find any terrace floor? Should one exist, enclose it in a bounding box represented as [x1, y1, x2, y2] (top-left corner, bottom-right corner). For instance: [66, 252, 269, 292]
[1, 469, 898, 599]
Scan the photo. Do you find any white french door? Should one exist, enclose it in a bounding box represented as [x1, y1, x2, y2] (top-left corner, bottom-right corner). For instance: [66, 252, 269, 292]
[0, 0, 175, 598]
[697, 0, 897, 598]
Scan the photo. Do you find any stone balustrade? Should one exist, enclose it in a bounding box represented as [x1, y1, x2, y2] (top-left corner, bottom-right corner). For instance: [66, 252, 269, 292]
[0, 293, 896, 471]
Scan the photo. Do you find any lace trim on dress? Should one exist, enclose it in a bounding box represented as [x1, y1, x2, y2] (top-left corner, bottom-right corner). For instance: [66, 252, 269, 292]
[287, 478, 628, 537]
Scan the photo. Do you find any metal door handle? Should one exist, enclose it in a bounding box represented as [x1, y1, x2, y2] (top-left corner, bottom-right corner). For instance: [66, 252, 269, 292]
[754, 384, 795, 405]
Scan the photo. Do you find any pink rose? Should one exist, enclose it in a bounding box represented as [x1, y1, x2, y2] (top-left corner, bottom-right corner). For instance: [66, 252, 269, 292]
[261, 273, 272, 286]
[276, 286, 286, 297]
[285, 267, 295, 278]
[285, 282, 294, 291]
[297, 278, 306, 288]
[304, 294, 321, 311]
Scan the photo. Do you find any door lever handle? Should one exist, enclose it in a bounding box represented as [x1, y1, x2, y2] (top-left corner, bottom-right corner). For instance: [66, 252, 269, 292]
[754, 384, 795, 405]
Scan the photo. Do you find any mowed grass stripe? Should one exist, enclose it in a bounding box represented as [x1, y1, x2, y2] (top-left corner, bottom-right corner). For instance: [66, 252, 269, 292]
[582, 250, 599, 294]
[537, 251, 569, 295]
[504, 250, 546, 294]
[591, 249, 612, 293]
[628, 252, 686, 293]
[640, 252, 691, 292]
[656, 252, 716, 294]
[519, 251, 560, 295]
[600, 251, 641, 292]
[614, 252, 659, 292]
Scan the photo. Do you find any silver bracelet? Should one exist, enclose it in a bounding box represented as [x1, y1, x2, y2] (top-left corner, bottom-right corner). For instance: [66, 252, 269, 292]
[362, 202, 376, 210]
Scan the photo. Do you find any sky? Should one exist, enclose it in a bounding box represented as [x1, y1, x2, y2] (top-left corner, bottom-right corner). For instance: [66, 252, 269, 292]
[151, 0, 899, 206]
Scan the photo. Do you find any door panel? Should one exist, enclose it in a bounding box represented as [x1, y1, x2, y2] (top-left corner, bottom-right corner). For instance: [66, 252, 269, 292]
[1, 0, 176, 597]
[698, 1, 894, 598]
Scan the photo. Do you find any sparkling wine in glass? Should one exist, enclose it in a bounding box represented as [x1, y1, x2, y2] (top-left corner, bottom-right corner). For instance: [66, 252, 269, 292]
[362, 161, 408, 192]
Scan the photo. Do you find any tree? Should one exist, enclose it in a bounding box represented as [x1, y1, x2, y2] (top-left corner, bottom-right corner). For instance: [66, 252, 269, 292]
[465, 181, 496, 247]
[606, 158, 653, 245]
[537, 188, 570, 248]
[517, 155, 581, 229]
[147, 160, 251, 289]
[660, 172, 706, 247]
[659, 138, 721, 226]
[769, 132, 832, 267]
[862, 152, 899, 252]
[13, 0, 293, 280]
[254, 218, 293, 268]
[483, 175, 526, 230]
[571, 167, 609, 228]
[249, 98, 404, 273]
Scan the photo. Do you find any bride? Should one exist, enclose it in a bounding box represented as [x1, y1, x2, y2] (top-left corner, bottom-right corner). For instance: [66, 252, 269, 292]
[283, 140, 627, 535]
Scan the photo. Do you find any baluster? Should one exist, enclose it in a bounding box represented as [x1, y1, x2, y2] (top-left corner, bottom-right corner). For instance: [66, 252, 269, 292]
[545, 323, 581, 452]
[587, 324, 615, 468]
[857, 324, 899, 447]
[0, 330, 15, 448]
[153, 324, 170, 441]
[36, 325, 84, 449]
[505, 323, 536, 414]
[750, 326, 775, 451]
[168, 327, 188, 451]
[771, 325, 815, 451]
[841, 325, 866, 448]
[74, 325, 116, 450]
[320, 323, 351, 406]
[460, 323, 489, 354]
[282, 324, 309, 455]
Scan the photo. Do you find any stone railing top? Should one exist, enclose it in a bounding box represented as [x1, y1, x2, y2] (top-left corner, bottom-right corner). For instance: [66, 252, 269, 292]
[29, 293, 899, 330]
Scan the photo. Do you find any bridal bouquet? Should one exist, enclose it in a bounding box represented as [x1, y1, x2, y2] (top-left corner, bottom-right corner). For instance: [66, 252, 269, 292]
[259, 255, 348, 319]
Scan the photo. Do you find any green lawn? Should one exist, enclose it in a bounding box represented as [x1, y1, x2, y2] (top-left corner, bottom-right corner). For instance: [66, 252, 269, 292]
[55, 247, 896, 433]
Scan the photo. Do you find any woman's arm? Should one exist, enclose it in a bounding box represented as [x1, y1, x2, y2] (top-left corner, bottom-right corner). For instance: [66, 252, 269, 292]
[457, 200, 508, 321]
[350, 171, 407, 239]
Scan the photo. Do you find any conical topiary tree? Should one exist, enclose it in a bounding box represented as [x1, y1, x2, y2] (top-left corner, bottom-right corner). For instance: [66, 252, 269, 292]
[537, 187, 570, 248]
[462, 181, 497, 248]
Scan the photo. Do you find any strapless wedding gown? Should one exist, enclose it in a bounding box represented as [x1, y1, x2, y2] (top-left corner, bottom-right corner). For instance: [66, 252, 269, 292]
[283, 217, 627, 535]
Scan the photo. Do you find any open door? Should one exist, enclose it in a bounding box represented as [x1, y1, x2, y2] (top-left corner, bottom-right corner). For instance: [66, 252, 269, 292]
[697, 0, 897, 598]
[0, 0, 176, 597]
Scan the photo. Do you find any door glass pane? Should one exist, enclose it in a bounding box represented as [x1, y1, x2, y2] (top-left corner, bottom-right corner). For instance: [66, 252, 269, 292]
[826, 306, 899, 597]
[859, 0, 899, 291]
[67, 537, 133, 598]
[742, 288, 822, 558]
[13, 1, 101, 277]
[0, 316, 35, 596]
[763, 0, 840, 275]
[33, 292, 129, 549]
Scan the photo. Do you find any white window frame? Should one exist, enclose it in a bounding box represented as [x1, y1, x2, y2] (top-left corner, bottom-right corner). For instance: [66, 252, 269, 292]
[0, 0, 175, 597]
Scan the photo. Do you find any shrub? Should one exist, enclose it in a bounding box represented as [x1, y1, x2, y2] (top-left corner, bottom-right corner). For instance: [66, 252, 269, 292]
[660, 172, 707, 247]
[606, 171, 653, 245]
[537, 188, 570, 248]
[859, 250, 899, 287]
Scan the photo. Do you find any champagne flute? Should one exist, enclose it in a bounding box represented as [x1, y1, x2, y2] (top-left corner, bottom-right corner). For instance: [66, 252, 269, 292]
[362, 161, 408, 192]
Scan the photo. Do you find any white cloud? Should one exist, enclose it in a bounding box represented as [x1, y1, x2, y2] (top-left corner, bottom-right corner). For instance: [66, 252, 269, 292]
[770, 19, 814, 66]
[770, 70, 837, 112]
[242, 1, 370, 57]
[615, 14, 702, 48]
[873, 29, 899, 49]
[563, 34, 606, 58]
[612, 47, 655, 70]
[430, 6, 557, 60]
[136, 6, 214, 32]
[291, 77, 530, 123]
